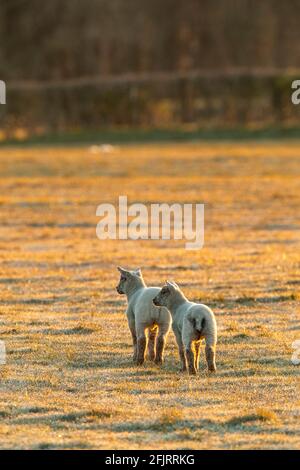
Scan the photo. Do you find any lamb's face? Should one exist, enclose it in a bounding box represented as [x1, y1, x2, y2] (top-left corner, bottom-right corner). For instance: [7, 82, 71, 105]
[116, 272, 128, 294]
[116, 267, 141, 295]
[153, 285, 171, 308]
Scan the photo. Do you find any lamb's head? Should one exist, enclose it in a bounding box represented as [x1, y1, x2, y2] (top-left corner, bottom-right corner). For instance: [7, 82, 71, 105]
[116, 267, 143, 295]
[153, 281, 180, 309]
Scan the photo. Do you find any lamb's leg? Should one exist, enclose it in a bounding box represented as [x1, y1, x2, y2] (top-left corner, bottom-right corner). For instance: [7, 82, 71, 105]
[136, 323, 147, 365]
[174, 330, 186, 372]
[155, 334, 166, 365]
[128, 318, 137, 362]
[205, 343, 216, 373]
[179, 345, 187, 372]
[182, 320, 196, 375]
[131, 330, 137, 362]
[155, 323, 170, 365]
[194, 342, 200, 371]
[185, 342, 197, 375]
[148, 326, 158, 361]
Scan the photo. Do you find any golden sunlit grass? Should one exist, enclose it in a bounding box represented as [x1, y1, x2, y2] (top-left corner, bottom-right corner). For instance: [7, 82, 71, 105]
[0, 141, 299, 449]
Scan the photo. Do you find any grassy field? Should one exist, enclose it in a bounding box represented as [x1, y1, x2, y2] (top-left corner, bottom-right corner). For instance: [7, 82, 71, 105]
[0, 141, 299, 449]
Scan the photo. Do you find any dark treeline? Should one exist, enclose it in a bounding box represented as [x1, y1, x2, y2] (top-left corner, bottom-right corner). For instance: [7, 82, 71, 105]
[0, 0, 300, 134]
[1, 0, 300, 79]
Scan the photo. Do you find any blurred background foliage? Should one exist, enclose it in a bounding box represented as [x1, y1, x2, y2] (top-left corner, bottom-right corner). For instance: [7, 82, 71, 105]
[0, 0, 300, 139]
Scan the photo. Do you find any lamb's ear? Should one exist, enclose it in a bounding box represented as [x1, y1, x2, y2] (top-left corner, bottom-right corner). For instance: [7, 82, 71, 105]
[167, 280, 178, 289]
[117, 266, 128, 275]
[134, 268, 142, 277]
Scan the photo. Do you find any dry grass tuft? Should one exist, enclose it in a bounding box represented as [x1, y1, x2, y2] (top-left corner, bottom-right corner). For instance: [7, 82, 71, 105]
[158, 409, 184, 428]
[226, 408, 280, 427]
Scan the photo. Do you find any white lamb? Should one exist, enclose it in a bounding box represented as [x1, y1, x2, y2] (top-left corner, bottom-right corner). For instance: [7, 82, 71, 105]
[116, 267, 171, 365]
[153, 281, 217, 375]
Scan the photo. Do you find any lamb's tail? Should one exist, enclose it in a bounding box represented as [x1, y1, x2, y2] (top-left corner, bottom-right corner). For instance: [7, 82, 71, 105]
[189, 315, 205, 334]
